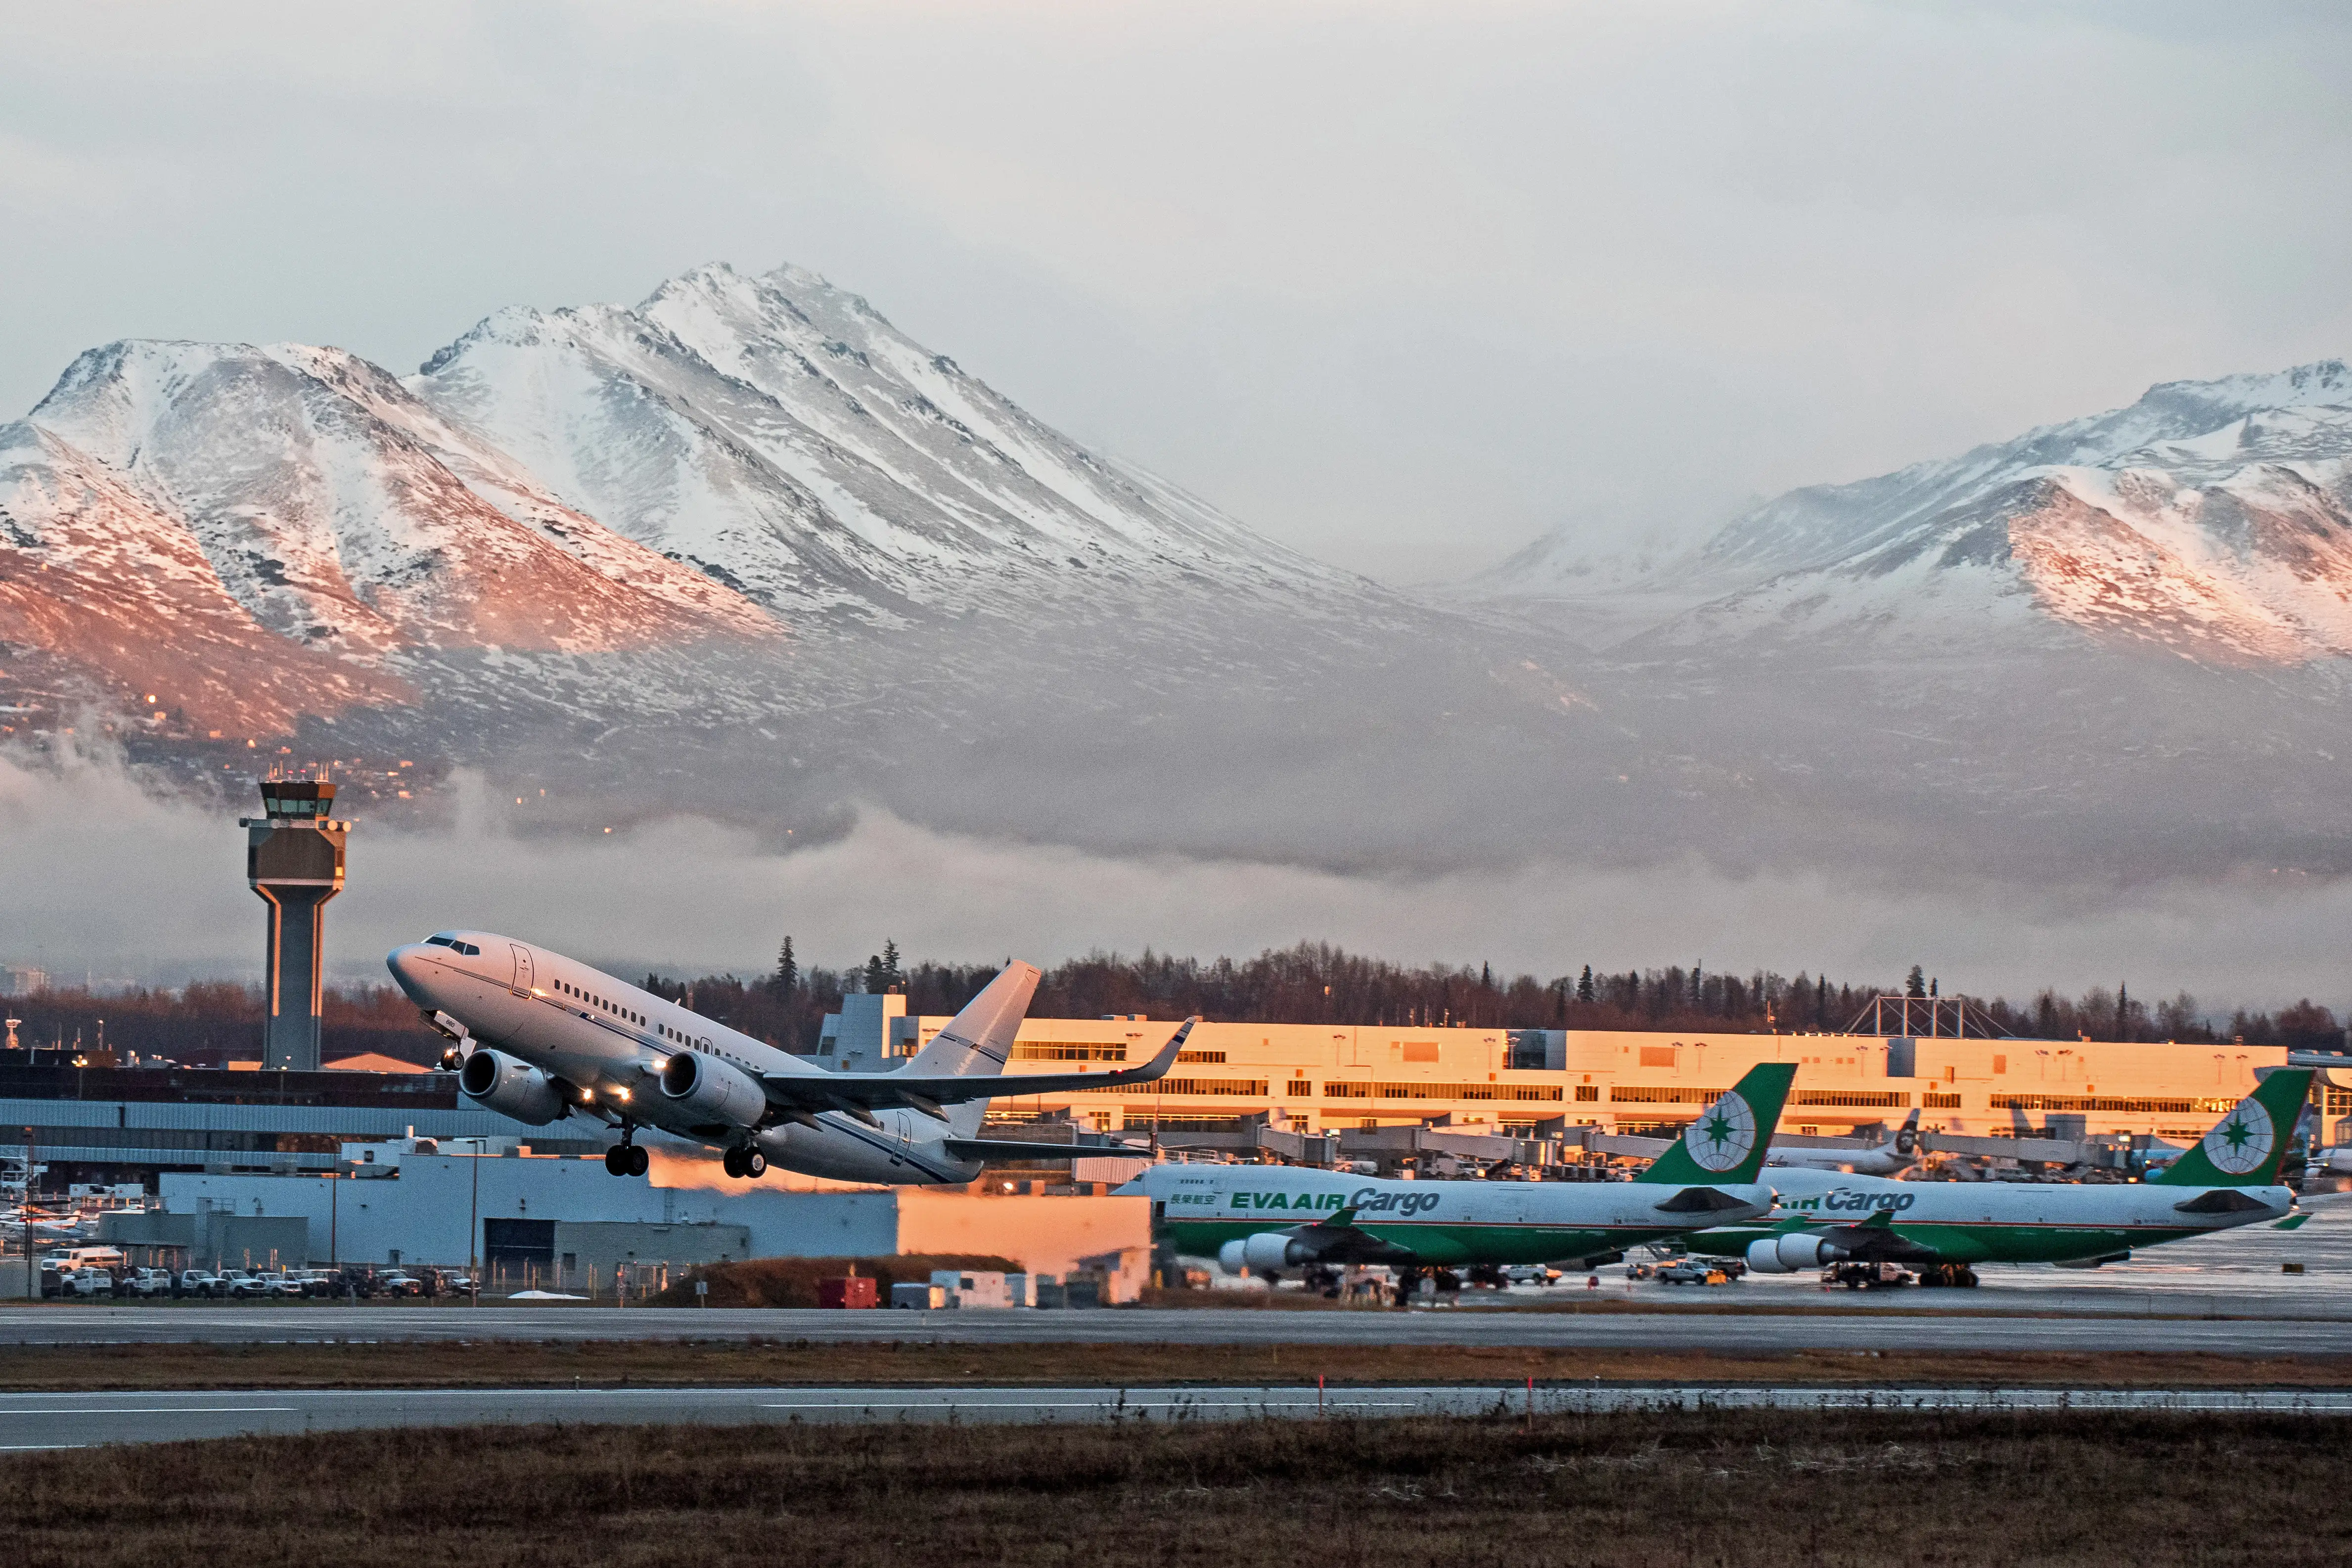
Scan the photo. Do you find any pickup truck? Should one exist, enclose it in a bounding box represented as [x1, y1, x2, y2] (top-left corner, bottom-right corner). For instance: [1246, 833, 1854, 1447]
[125, 1267, 174, 1297]
[217, 1268, 271, 1299]
[65, 1266, 115, 1298]
[178, 1269, 224, 1299]
[256, 1272, 307, 1299]
[376, 1271, 427, 1298]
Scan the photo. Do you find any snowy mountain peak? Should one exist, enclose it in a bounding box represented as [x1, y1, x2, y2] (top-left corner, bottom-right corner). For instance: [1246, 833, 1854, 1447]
[407, 257, 1359, 627]
[1475, 356, 2352, 666]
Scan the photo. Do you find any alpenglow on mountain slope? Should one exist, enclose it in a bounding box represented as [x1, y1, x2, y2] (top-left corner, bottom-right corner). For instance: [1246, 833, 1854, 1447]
[1477, 359, 2352, 667]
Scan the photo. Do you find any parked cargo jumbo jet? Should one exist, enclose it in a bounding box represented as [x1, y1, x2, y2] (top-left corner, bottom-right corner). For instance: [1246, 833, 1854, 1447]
[1692, 1068, 2314, 1284]
[386, 933, 1189, 1184]
[1121, 1063, 1800, 1296]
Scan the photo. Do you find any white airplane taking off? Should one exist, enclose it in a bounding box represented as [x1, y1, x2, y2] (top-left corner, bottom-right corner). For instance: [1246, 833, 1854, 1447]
[386, 932, 1189, 1184]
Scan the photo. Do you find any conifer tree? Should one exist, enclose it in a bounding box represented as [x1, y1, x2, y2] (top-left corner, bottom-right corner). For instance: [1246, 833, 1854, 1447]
[1905, 964, 1927, 999]
[771, 936, 798, 999]
[1576, 965, 1595, 1004]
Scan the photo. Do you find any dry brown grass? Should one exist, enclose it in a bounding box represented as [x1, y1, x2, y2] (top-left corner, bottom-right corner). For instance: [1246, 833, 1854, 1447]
[1, 1408, 2343, 1567]
[1, 1338, 2349, 1391]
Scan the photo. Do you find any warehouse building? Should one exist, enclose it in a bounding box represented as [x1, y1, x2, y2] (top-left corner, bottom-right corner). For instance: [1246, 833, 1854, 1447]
[126, 1147, 1150, 1285]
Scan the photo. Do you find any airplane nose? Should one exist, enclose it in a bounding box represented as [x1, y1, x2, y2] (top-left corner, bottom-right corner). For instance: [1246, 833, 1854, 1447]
[386, 944, 433, 1002]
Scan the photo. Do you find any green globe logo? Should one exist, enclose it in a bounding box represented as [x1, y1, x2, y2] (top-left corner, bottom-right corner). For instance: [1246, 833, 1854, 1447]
[2202, 1099, 2273, 1177]
[1684, 1091, 1757, 1172]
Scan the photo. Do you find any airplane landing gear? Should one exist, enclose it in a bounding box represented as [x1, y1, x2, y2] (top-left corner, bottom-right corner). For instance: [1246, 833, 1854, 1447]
[604, 1128, 649, 1177]
[721, 1146, 768, 1180]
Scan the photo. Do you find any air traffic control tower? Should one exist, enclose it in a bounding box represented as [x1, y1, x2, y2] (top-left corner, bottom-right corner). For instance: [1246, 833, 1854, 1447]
[240, 778, 349, 1072]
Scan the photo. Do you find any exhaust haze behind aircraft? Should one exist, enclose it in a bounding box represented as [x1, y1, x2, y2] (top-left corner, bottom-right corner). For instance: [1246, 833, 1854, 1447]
[388, 931, 1187, 1183]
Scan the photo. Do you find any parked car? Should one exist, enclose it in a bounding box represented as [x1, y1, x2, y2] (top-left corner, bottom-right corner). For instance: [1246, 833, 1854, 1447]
[257, 1272, 306, 1299]
[178, 1269, 224, 1299]
[1503, 1264, 1561, 1286]
[376, 1271, 426, 1298]
[126, 1267, 175, 1297]
[66, 1266, 113, 1298]
[1656, 1259, 1731, 1286]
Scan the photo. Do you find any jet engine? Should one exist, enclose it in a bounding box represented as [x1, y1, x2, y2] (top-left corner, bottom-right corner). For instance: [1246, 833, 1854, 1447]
[1219, 1232, 1314, 1275]
[660, 1050, 769, 1131]
[457, 1048, 566, 1126]
[1746, 1233, 1843, 1273]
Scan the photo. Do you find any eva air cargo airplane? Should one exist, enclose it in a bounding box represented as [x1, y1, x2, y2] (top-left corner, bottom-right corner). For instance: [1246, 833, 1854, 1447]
[1118, 1063, 1798, 1285]
[1690, 1067, 2313, 1284]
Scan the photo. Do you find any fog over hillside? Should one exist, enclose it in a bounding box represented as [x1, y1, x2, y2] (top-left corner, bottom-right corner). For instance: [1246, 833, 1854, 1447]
[3, 748, 2348, 1014]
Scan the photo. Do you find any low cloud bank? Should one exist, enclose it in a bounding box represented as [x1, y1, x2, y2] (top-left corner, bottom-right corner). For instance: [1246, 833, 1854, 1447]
[1, 751, 2345, 1013]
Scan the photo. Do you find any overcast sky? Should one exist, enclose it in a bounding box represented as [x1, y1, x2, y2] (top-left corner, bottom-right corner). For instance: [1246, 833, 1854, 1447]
[5, 2, 2349, 583]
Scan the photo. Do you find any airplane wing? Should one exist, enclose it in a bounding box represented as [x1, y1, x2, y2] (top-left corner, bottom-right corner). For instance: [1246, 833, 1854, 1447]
[762, 1020, 1195, 1120]
[1797, 1209, 1942, 1264]
[939, 1138, 1148, 1163]
[1277, 1207, 1422, 1266]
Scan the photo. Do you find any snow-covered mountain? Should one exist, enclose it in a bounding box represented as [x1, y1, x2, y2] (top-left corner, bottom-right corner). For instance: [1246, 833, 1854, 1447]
[0, 262, 1499, 865]
[409, 263, 1363, 628]
[1477, 360, 2352, 666]
[7, 266, 2350, 889]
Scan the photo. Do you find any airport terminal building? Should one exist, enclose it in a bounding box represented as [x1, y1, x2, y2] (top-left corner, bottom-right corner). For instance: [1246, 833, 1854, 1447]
[821, 994, 2329, 1147]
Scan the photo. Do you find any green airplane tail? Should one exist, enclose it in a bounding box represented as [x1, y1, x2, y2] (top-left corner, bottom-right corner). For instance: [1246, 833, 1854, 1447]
[2151, 1067, 2313, 1188]
[1637, 1062, 1799, 1187]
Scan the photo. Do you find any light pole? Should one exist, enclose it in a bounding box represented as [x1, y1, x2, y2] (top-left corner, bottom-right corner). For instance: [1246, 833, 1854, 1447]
[20, 1127, 32, 1304]
[467, 1143, 479, 1306]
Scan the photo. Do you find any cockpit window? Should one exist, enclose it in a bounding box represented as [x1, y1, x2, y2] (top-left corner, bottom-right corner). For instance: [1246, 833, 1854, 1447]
[424, 936, 455, 947]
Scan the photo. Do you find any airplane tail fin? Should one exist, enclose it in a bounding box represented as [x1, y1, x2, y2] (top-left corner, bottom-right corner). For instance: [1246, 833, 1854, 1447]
[2151, 1068, 2313, 1188]
[905, 962, 1042, 1137]
[1636, 1062, 1799, 1187]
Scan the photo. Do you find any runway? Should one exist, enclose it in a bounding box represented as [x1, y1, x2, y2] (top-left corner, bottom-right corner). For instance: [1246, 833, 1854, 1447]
[5, 1382, 2350, 1449]
[2, 1303, 2349, 1354]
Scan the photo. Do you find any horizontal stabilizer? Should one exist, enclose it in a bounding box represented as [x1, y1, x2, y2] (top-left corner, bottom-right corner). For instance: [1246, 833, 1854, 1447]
[1651, 1186, 1754, 1213]
[2172, 1187, 2273, 1214]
